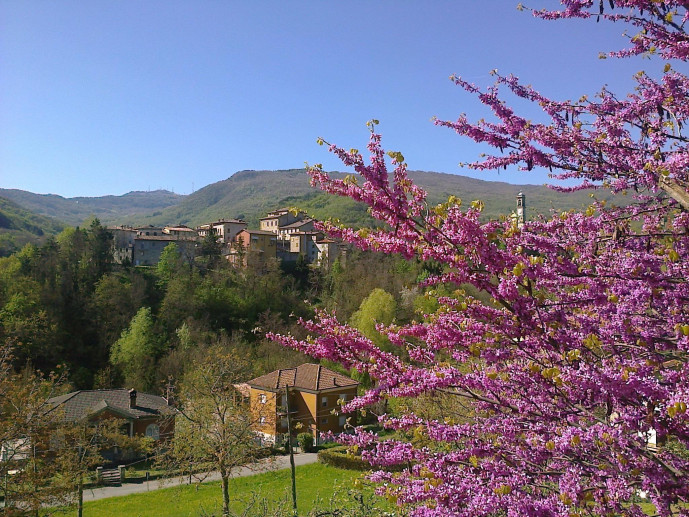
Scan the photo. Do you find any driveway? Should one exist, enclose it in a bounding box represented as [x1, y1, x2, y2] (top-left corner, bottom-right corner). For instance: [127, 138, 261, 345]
[83, 453, 319, 502]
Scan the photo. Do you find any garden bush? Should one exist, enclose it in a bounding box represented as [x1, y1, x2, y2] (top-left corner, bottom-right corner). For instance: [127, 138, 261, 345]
[317, 446, 406, 472]
[297, 432, 314, 453]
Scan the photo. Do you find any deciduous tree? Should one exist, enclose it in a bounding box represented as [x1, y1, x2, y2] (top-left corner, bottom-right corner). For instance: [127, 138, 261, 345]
[272, 2, 689, 515]
[48, 418, 149, 517]
[159, 347, 267, 517]
[350, 288, 397, 352]
[156, 242, 182, 288]
[110, 307, 161, 391]
[0, 342, 65, 515]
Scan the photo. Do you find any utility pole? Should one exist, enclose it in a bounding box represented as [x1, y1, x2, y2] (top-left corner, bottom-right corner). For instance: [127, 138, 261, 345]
[284, 385, 297, 516]
[33, 443, 38, 517]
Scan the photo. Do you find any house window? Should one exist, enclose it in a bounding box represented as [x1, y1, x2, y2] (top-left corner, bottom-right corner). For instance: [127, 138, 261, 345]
[338, 394, 348, 404]
[339, 416, 347, 427]
[145, 424, 160, 441]
[259, 394, 267, 404]
[321, 417, 328, 424]
[321, 397, 328, 407]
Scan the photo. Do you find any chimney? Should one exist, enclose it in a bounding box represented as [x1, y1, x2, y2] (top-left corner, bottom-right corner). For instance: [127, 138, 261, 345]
[128, 388, 137, 408]
[164, 380, 175, 406]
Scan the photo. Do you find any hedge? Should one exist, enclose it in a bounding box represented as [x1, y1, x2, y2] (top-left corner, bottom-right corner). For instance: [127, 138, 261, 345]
[317, 446, 407, 472]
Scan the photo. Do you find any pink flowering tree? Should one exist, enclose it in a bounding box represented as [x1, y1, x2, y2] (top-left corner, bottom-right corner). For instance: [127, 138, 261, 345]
[271, 2, 689, 516]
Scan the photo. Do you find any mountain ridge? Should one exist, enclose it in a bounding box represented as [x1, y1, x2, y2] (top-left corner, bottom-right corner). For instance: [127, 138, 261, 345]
[0, 188, 185, 227]
[2, 169, 626, 239]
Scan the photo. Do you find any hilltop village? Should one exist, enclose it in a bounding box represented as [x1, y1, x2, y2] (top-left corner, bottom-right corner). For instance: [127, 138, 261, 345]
[109, 207, 344, 269]
[109, 193, 527, 270]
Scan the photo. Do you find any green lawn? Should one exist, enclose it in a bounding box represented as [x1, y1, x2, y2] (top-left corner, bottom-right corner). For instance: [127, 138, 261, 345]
[76, 463, 365, 517]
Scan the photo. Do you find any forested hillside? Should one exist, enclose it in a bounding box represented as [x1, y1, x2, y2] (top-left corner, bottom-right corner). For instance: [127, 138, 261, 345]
[125, 168, 627, 228]
[3, 170, 628, 232]
[121, 169, 320, 228]
[0, 196, 65, 256]
[0, 217, 436, 395]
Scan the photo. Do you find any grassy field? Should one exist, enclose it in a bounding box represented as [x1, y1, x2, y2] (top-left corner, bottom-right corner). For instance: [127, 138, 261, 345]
[52, 461, 672, 516]
[76, 462, 365, 517]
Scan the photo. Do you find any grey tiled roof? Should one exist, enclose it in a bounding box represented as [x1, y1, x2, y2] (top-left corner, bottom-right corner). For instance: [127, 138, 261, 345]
[241, 229, 277, 236]
[134, 235, 182, 241]
[279, 218, 315, 229]
[46, 389, 174, 422]
[247, 364, 358, 392]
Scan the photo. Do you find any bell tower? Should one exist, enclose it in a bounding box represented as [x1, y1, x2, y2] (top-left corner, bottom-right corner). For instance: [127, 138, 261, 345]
[516, 191, 526, 228]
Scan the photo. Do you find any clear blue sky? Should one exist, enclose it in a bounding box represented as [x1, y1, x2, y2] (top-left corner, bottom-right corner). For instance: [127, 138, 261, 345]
[1, 1, 658, 197]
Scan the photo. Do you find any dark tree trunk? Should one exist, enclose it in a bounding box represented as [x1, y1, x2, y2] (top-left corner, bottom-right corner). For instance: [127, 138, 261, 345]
[78, 477, 84, 517]
[221, 471, 230, 517]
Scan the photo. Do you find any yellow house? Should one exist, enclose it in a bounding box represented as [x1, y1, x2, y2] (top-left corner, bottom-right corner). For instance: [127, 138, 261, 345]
[246, 364, 358, 445]
[230, 229, 277, 268]
[197, 219, 248, 244]
[259, 209, 305, 235]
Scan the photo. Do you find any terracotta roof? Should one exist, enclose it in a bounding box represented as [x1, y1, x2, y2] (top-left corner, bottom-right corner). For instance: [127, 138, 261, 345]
[46, 389, 174, 422]
[247, 364, 358, 392]
[233, 383, 252, 398]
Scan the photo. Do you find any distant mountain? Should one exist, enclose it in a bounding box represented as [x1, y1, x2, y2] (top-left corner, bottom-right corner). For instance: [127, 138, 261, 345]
[122, 169, 323, 228]
[3, 170, 629, 244]
[406, 170, 620, 219]
[0, 188, 185, 227]
[0, 196, 65, 256]
[123, 169, 625, 229]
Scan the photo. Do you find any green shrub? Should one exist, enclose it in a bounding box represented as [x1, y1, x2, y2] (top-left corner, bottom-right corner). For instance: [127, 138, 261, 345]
[318, 441, 342, 450]
[312, 441, 341, 452]
[297, 432, 314, 453]
[317, 446, 407, 472]
[318, 446, 370, 471]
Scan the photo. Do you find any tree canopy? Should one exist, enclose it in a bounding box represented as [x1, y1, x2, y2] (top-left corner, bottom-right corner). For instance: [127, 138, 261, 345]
[110, 306, 161, 391]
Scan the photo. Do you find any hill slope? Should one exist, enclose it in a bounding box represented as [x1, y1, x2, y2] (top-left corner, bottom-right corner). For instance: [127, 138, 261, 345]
[0, 196, 65, 256]
[0, 188, 185, 227]
[118, 170, 318, 228]
[123, 169, 623, 229]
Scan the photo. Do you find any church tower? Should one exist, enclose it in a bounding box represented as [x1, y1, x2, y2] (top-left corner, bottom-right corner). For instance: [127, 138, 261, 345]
[515, 191, 526, 228]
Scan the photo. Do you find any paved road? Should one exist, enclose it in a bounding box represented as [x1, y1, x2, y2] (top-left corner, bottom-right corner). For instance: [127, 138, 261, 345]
[82, 453, 319, 502]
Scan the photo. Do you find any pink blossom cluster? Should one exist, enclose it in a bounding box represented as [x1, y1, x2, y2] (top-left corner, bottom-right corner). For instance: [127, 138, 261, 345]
[271, 2, 689, 515]
[530, 1, 689, 60]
